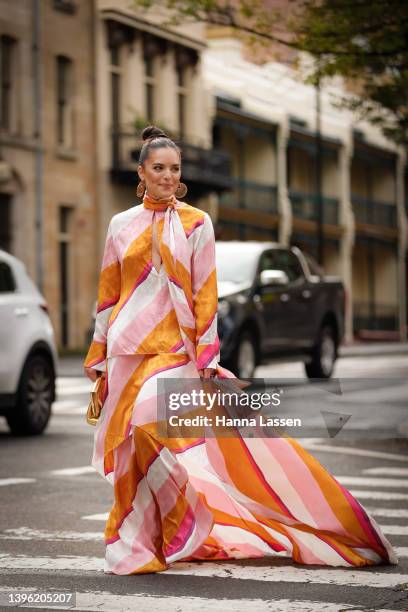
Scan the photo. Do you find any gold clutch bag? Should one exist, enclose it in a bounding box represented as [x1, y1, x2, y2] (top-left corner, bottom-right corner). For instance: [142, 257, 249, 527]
[86, 374, 106, 426]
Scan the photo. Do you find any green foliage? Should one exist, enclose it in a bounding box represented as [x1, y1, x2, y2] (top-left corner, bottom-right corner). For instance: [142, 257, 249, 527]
[289, 0, 408, 145]
[132, 0, 408, 145]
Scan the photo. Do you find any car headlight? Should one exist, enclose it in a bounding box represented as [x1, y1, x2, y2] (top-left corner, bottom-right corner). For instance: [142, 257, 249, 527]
[217, 299, 231, 318]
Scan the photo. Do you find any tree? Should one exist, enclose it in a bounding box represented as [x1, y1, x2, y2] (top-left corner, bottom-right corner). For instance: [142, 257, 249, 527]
[133, 0, 408, 146]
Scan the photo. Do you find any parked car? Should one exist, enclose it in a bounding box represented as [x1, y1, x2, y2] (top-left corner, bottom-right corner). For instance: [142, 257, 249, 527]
[0, 250, 58, 435]
[215, 241, 346, 379]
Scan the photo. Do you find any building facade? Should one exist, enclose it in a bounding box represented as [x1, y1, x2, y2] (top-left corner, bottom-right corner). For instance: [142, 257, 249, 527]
[202, 29, 407, 343]
[1, 3, 406, 351]
[0, 0, 98, 350]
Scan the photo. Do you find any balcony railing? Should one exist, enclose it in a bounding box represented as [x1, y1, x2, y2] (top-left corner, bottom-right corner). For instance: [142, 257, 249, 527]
[110, 129, 232, 190]
[219, 179, 278, 214]
[351, 195, 397, 228]
[289, 190, 339, 225]
[353, 301, 399, 331]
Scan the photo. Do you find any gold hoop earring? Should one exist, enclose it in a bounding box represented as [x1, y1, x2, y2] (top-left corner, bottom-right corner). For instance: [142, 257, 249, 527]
[136, 180, 145, 198]
[175, 182, 187, 198]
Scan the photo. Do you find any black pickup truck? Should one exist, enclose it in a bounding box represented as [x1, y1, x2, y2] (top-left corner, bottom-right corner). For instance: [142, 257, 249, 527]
[215, 241, 346, 379]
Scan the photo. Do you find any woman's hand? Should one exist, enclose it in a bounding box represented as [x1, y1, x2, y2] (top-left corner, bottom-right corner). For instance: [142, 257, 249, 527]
[198, 368, 217, 380]
[84, 367, 104, 382]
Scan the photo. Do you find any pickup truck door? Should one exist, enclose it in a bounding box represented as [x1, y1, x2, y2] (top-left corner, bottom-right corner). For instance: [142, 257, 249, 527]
[275, 249, 315, 349]
[256, 249, 314, 350]
[254, 249, 294, 350]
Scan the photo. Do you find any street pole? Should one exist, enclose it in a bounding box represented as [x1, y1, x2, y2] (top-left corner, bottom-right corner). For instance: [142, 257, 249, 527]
[315, 62, 324, 267]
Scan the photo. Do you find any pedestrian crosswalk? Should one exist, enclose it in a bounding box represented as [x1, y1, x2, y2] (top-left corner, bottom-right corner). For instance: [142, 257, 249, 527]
[0, 376, 406, 611]
[0, 588, 399, 612]
[0, 459, 407, 611]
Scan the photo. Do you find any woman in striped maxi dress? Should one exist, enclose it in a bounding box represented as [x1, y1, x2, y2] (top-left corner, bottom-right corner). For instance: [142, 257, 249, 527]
[84, 125, 398, 575]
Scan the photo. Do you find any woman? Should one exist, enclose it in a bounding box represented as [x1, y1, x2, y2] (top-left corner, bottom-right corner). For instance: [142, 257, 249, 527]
[84, 125, 398, 575]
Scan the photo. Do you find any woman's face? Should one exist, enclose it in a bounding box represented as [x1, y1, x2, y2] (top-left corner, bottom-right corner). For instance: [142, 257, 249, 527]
[138, 146, 181, 200]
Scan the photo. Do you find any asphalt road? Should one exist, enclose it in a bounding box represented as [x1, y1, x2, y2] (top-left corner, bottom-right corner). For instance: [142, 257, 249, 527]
[0, 352, 407, 611]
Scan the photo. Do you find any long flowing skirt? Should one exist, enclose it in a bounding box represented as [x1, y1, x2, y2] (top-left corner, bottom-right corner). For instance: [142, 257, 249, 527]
[91, 353, 398, 575]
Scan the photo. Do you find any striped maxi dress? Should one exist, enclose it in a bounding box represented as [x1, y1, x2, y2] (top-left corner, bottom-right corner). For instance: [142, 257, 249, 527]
[83, 193, 398, 574]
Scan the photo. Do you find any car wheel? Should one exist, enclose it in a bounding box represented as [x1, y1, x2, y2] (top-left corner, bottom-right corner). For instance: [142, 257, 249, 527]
[233, 330, 257, 379]
[305, 325, 337, 379]
[6, 354, 55, 435]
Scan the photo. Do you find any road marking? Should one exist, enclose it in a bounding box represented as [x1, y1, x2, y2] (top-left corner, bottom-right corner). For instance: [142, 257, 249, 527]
[349, 489, 408, 500]
[49, 466, 95, 476]
[381, 525, 408, 536]
[331, 383, 408, 403]
[57, 385, 91, 396]
[1, 527, 407, 558]
[165, 563, 407, 588]
[0, 554, 405, 588]
[0, 554, 102, 572]
[336, 476, 408, 488]
[302, 443, 408, 462]
[0, 527, 102, 541]
[0, 478, 36, 487]
[82, 513, 108, 521]
[0, 588, 398, 612]
[57, 377, 89, 386]
[362, 466, 408, 476]
[52, 400, 86, 414]
[364, 507, 408, 519]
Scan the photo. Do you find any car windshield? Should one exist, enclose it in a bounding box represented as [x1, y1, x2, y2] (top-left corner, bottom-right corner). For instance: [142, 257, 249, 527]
[215, 244, 258, 283]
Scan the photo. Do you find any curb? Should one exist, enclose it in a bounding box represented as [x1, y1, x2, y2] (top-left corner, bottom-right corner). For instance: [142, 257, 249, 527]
[338, 343, 408, 358]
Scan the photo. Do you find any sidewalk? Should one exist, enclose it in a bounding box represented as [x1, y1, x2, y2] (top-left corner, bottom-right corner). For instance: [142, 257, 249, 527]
[60, 341, 408, 377]
[338, 341, 408, 357]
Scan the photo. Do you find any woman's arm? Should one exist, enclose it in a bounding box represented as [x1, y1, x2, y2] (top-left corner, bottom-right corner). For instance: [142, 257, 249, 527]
[191, 212, 220, 374]
[83, 218, 121, 378]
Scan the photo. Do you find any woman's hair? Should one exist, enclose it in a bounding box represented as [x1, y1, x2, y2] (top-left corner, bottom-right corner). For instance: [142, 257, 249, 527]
[139, 125, 181, 166]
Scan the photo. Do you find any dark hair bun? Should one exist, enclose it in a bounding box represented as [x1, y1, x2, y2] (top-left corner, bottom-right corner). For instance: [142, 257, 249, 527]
[142, 125, 168, 142]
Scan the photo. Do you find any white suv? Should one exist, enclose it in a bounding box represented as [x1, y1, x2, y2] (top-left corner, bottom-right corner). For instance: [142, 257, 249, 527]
[0, 250, 58, 435]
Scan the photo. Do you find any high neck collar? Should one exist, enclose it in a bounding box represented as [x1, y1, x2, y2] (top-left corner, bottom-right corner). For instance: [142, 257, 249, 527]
[143, 192, 177, 212]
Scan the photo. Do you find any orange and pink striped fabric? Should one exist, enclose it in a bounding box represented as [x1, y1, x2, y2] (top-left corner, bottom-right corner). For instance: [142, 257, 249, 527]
[84, 196, 398, 575]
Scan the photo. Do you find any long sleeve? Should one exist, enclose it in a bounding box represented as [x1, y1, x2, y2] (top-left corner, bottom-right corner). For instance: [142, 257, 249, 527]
[83, 218, 121, 372]
[191, 212, 220, 370]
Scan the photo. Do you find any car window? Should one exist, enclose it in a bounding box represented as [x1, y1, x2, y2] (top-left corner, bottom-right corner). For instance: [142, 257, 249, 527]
[0, 261, 16, 292]
[259, 250, 304, 283]
[259, 251, 277, 273]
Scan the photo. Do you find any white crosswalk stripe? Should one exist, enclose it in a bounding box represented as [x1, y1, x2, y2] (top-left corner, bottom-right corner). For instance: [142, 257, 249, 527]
[0, 554, 406, 588]
[49, 466, 95, 476]
[0, 478, 36, 487]
[0, 588, 399, 612]
[301, 443, 408, 462]
[52, 400, 86, 414]
[1, 527, 407, 560]
[380, 525, 408, 535]
[362, 466, 408, 476]
[336, 475, 408, 488]
[364, 507, 408, 518]
[348, 489, 408, 500]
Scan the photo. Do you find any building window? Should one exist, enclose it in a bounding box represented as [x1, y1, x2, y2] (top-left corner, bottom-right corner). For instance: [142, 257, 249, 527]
[53, 0, 77, 14]
[176, 64, 187, 138]
[58, 205, 73, 347]
[56, 54, 74, 147]
[0, 193, 12, 252]
[109, 45, 123, 167]
[144, 55, 156, 122]
[0, 35, 17, 132]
